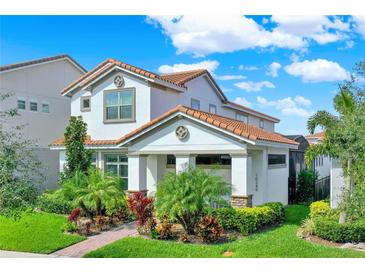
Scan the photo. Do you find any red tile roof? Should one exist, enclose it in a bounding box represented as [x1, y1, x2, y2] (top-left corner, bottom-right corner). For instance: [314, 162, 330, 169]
[0, 54, 86, 73]
[160, 69, 207, 85]
[306, 132, 325, 141]
[50, 105, 298, 147]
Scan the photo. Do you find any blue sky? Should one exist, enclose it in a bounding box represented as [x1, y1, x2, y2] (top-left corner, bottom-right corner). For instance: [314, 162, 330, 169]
[1, 15, 364, 135]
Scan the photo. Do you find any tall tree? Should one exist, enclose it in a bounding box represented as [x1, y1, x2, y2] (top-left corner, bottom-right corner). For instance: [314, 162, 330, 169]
[0, 92, 42, 215]
[62, 116, 92, 179]
[305, 62, 365, 220]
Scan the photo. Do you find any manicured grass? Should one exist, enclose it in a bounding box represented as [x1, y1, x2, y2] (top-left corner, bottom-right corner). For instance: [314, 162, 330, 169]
[85, 205, 365, 258]
[0, 212, 85, 254]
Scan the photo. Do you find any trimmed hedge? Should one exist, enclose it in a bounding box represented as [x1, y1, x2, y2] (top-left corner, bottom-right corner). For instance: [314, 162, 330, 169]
[313, 217, 365, 243]
[208, 202, 284, 235]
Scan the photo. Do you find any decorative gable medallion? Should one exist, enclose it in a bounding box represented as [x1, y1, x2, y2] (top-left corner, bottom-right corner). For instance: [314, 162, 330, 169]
[175, 126, 189, 140]
[114, 75, 125, 88]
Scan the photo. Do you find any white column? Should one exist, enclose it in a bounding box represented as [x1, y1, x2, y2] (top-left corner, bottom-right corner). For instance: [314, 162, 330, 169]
[128, 154, 147, 192]
[261, 149, 268, 203]
[59, 150, 66, 173]
[231, 154, 249, 196]
[146, 155, 158, 194]
[175, 154, 196, 173]
[97, 151, 103, 170]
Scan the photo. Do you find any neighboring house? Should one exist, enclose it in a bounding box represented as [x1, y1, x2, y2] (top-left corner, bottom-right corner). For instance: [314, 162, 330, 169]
[305, 132, 331, 179]
[50, 58, 298, 207]
[0, 55, 86, 188]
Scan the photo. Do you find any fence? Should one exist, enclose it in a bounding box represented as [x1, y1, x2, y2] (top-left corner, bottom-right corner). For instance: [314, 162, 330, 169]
[314, 176, 330, 201]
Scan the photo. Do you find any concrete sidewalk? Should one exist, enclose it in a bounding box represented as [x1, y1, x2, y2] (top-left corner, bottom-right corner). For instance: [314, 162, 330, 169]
[0, 250, 56, 258]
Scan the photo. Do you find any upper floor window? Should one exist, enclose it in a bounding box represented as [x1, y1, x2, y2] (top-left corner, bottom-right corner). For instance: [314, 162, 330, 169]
[17, 99, 26, 110]
[191, 98, 200, 110]
[42, 103, 50, 113]
[30, 101, 38, 112]
[104, 88, 135, 123]
[209, 104, 217, 114]
[259, 119, 264, 129]
[81, 96, 91, 112]
[235, 112, 248, 123]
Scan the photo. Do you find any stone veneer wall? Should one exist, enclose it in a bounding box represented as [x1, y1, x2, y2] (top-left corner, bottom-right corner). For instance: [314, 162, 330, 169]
[231, 195, 253, 208]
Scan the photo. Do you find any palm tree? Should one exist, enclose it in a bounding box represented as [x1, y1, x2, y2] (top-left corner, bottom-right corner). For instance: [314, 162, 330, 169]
[305, 62, 365, 222]
[155, 168, 231, 234]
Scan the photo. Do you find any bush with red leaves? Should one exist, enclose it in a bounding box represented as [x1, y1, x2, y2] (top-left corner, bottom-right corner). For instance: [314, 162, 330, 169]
[127, 192, 154, 227]
[196, 215, 224, 243]
[68, 208, 81, 223]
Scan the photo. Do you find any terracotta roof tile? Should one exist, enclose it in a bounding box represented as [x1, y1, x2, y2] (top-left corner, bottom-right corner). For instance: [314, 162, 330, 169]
[0, 54, 86, 73]
[159, 69, 207, 85]
[50, 105, 298, 147]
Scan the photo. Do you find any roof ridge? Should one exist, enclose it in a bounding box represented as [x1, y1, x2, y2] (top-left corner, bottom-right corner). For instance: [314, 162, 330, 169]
[0, 54, 87, 73]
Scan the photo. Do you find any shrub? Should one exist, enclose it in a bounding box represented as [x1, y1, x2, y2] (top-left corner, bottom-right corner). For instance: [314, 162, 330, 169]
[37, 191, 73, 214]
[313, 217, 365, 243]
[339, 184, 365, 222]
[156, 220, 173, 240]
[196, 215, 224, 243]
[309, 200, 332, 219]
[296, 169, 317, 203]
[209, 202, 284, 235]
[68, 208, 81, 222]
[63, 221, 78, 233]
[297, 218, 315, 238]
[155, 168, 231, 234]
[127, 192, 154, 227]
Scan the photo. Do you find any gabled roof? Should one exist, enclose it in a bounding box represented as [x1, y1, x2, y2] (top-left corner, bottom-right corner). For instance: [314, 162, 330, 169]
[306, 132, 325, 141]
[50, 105, 298, 147]
[160, 69, 207, 85]
[0, 54, 87, 74]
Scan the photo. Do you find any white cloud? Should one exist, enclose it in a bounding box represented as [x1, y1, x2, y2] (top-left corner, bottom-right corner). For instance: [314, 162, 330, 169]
[238, 65, 258, 71]
[266, 62, 281, 77]
[257, 96, 313, 118]
[353, 16, 365, 38]
[158, 60, 219, 74]
[216, 74, 246, 80]
[284, 59, 350, 83]
[234, 81, 275, 92]
[233, 97, 252, 107]
[147, 15, 352, 56]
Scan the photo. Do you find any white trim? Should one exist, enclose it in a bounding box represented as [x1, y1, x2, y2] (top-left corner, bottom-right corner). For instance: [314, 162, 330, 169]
[255, 139, 298, 149]
[0, 56, 86, 75]
[223, 102, 280, 123]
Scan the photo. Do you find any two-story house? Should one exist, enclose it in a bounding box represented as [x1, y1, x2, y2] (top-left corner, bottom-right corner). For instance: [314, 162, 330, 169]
[0, 55, 86, 188]
[50, 58, 298, 207]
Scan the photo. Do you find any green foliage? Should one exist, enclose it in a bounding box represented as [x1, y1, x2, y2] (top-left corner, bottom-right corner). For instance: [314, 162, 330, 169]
[155, 168, 231, 234]
[305, 62, 365, 187]
[297, 218, 315, 238]
[339, 184, 365, 222]
[313, 217, 365, 243]
[296, 169, 317, 203]
[195, 215, 224, 243]
[37, 191, 74, 214]
[0, 92, 42, 215]
[309, 200, 332, 219]
[63, 221, 78, 233]
[62, 116, 92, 179]
[208, 202, 284, 235]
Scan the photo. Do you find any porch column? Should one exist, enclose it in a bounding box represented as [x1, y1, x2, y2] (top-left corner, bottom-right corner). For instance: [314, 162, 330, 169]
[175, 154, 196, 173]
[230, 153, 253, 208]
[127, 154, 147, 195]
[97, 151, 103, 170]
[146, 155, 158, 195]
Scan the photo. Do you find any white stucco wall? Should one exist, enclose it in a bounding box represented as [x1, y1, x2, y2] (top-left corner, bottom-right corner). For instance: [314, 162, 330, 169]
[266, 147, 290, 204]
[71, 71, 152, 140]
[314, 155, 331, 179]
[330, 158, 345, 208]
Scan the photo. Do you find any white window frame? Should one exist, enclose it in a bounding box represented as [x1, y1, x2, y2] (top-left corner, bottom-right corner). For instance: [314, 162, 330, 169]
[191, 98, 200, 110]
[103, 88, 135, 123]
[235, 112, 248, 123]
[104, 153, 128, 190]
[80, 96, 91, 112]
[29, 100, 38, 112]
[42, 102, 50, 113]
[209, 104, 217, 114]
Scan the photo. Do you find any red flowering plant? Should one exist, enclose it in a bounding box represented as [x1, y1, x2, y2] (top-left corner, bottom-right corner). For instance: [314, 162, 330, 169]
[127, 192, 154, 229]
[68, 208, 81, 223]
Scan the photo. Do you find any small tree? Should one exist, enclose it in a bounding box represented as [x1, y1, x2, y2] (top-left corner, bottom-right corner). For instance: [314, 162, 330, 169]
[63, 116, 92, 179]
[296, 169, 318, 203]
[0, 92, 42, 216]
[155, 168, 231, 234]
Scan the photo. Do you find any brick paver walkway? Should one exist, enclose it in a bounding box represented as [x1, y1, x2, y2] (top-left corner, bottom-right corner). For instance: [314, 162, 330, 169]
[52, 222, 137, 257]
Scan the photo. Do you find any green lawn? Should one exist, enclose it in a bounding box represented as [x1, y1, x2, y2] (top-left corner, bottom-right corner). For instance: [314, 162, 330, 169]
[0, 212, 85, 254]
[85, 205, 365, 258]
